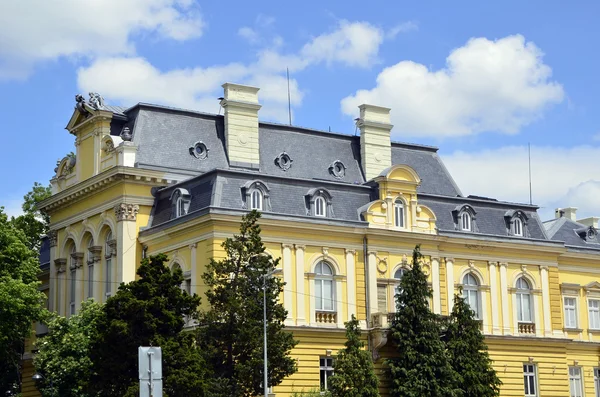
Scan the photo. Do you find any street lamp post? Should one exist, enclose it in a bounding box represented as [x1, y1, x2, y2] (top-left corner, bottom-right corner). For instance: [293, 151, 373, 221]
[263, 272, 268, 397]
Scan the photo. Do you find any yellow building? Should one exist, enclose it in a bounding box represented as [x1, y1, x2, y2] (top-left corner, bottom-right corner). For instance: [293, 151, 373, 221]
[25, 85, 600, 397]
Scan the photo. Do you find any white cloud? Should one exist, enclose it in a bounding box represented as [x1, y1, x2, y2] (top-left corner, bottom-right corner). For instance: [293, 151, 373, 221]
[78, 20, 385, 122]
[0, 0, 204, 79]
[238, 27, 260, 44]
[387, 21, 419, 38]
[341, 35, 564, 138]
[442, 145, 600, 220]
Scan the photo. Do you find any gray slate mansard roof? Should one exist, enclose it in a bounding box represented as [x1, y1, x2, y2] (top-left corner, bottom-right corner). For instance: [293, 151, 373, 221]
[103, 103, 555, 244]
[544, 217, 600, 252]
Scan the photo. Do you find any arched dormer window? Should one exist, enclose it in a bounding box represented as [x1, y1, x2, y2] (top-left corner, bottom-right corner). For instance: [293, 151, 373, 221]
[453, 205, 477, 232]
[504, 210, 529, 237]
[394, 199, 406, 228]
[462, 273, 480, 319]
[242, 180, 271, 212]
[315, 261, 335, 311]
[306, 188, 334, 218]
[170, 188, 191, 219]
[515, 277, 533, 323]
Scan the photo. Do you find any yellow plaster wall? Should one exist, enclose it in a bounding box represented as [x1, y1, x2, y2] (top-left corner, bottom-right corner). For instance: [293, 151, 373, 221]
[78, 135, 95, 181]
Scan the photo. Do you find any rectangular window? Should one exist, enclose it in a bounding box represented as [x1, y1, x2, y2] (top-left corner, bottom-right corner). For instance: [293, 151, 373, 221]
[590, 299, 600, 329]
[517, 292, 532, 322]
[105, 257, 112, 298]
[319, 357, 334, 391]
[394, 204, 404, 228]
[523, 364, 537, 397]
[377, 285, 388, 313]
[569, 366, 583, 397]
[70, 269, 76, 315]
[88, 263, 94, 299]
[594, 367, 600, 397]
[564, 297, 577, 328]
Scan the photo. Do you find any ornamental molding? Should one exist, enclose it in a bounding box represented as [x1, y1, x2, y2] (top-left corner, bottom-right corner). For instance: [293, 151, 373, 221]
[106, 239, 117, 258]
[345, 249, 356, 256]
[88, 245, 102, 263]
[282, 243, 294, 250]
[54, 258, 67, 274]
[294, 244, 306, 251]
[115, 203, 139, 221]
[70, 252, 84, 269]
[48, 230, 58, 247]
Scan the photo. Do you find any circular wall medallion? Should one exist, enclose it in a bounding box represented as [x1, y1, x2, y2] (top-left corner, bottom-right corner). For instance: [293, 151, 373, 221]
[377, 260, 388, 274]
[374, 152, 382, 163]
[238, 134, 248, 145]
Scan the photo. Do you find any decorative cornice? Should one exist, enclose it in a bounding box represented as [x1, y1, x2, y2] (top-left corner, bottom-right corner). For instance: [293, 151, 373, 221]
[115, 203, 139, 221]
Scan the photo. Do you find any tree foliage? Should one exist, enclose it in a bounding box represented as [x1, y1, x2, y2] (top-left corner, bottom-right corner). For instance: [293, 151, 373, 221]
[198, 210, 297, 397]
[445, 293, 501, 397]
[0, 209, 46, 393]
[328, 315, 379, 397]
[88, 254, 210, 397]
[11, 182, 51, 252]
[387, 245, 459, 397]
[34, 300, 103, 397]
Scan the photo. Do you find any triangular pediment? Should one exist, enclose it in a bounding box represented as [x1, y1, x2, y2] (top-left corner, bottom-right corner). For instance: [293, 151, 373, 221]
[585, 281, 600, 291]
[66, 108, 93, 132]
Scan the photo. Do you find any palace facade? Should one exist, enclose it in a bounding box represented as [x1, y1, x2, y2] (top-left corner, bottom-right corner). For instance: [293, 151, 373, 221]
[23, 84, 600, 397]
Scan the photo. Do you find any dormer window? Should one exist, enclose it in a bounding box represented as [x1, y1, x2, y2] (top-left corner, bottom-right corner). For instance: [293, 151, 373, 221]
[394, 199, 405, 228]
[575, 226, 598, 243]
[305, 188, 334, 218]
[461, 212, 472, 231]
[242, 180, 271, 212]
[505, 210, 529, 237]
[171, 188, 191, 219]
[514, 218, 523, 236]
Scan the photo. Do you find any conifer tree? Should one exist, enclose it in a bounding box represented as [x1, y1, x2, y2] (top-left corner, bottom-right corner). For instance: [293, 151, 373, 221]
[198, 210, 297, 397]
[387, 245, 459, 397]
[445, 293, 501, 397]
[328, 315, 379, 397]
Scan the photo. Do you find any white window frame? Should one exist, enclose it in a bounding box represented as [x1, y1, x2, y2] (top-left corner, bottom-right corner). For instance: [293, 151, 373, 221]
[569, 366, 584, 397]
[589, 299, 600, 330]
[394, 200, 405, 228]
[250, 188, 263, 211]
[516, 277, 533, 323]
[523, 364, 538, 397]
[176, 196, 186, 217]
[377, 284, 388, 314]
[315, 196, 326, 217]
[463, 273, 480, 319]
[315, 261, 335, 312]
[564, 296, 578, 329]
[514, 217, 524, 236]
[594, 367, 600, 397]
[319, 357, 334, 391]
[461, 212, 472, 231]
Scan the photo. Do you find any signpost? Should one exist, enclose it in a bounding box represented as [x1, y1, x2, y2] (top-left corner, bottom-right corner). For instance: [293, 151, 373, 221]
[139, 347, 162, 397]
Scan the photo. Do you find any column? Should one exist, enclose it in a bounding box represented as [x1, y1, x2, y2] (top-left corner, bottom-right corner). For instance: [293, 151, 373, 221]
[540, 265, 552, 336]
[114, 203, 139, 283]
[367, 251, 378, 320]
[446, 257, 455, 313]
[71, 252, 84, 312]
[189, 243, 197, 296]
[48, 231, 58, 312]
[54, 258, 67, 316]
[335, 275, 345, 328]
[431, 257, 441, 314]
[488, 261, 501, 335]
[294, 245, 306, 326]
[499, 262, 510, 335]
[345, 249, 357, 319]
[282, 244, 294, 326]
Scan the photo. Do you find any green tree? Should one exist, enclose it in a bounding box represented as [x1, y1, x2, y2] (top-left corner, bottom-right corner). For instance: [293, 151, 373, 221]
[328, 315, 379, 397]
[11, 182, 52, 252]
[33, 299, 103, 397]
[88, 254, 210, 397]
[387, 245, 459, 397]
[199, 210, 297, 397]
[445, 293, 501, 397]
[0, 209, 46, 393]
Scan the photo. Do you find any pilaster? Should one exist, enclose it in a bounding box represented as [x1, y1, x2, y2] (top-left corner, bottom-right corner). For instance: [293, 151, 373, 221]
[445, 257, 455, 314]
[54, 258, 67, 316]
[48, 230, 58, 312]
[431, 257, 441, 314]
[540, 265, 552, 336]
[345, 249, 357, 319]
[488, 261, 501, 335]
[114, 203, 139, 284]
[189, 243, 197, 296]
[282, 244, 294, 326]
[499, 262, 511, 335]
[294, 245, 306, 326]
[367, 251, 378, 320]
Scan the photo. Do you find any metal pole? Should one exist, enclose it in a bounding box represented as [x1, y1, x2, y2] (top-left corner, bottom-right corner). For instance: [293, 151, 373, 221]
[263, 274, 268, 397]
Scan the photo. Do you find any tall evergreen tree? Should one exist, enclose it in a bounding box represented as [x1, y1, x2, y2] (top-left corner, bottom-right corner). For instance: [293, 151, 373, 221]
[445, 293, 501, 397]
[88, 254, 211, 397]
[199, 210, 297, 397]
[328, 315, 379, 397]
[387, 245, 459, 397]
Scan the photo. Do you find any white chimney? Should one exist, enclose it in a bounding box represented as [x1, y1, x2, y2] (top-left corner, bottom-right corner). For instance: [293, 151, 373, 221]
[556, 207, 578, 221]
[219, 83, 261, 168]
[357, 104, 392, 181]
[578, 217, 599, 228]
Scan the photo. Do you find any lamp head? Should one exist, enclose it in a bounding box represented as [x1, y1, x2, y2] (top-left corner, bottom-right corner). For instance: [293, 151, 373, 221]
[32, 373, 44, 381]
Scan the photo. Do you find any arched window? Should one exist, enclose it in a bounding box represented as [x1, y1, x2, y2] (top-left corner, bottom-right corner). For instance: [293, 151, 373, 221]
[250, 188, 263, 211]
[462, 273, 480, 319]
[394, 200, 405, 228]
[514, 218, 523, 236]
[394, 267, 408, 296]
[315, 196, 326, 217]
[171, 188, 191, 219]
[69, 245, 76, 315]
[516, 277, 532, 322]
[461, 212, 472, 231]
[105, 231, 113, 299]
[315, 261, 334, 311]
[87, 238, 94, 299]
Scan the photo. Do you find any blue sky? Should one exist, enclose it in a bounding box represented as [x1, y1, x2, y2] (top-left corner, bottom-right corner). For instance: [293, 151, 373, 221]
[1, 0, 599, 221]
